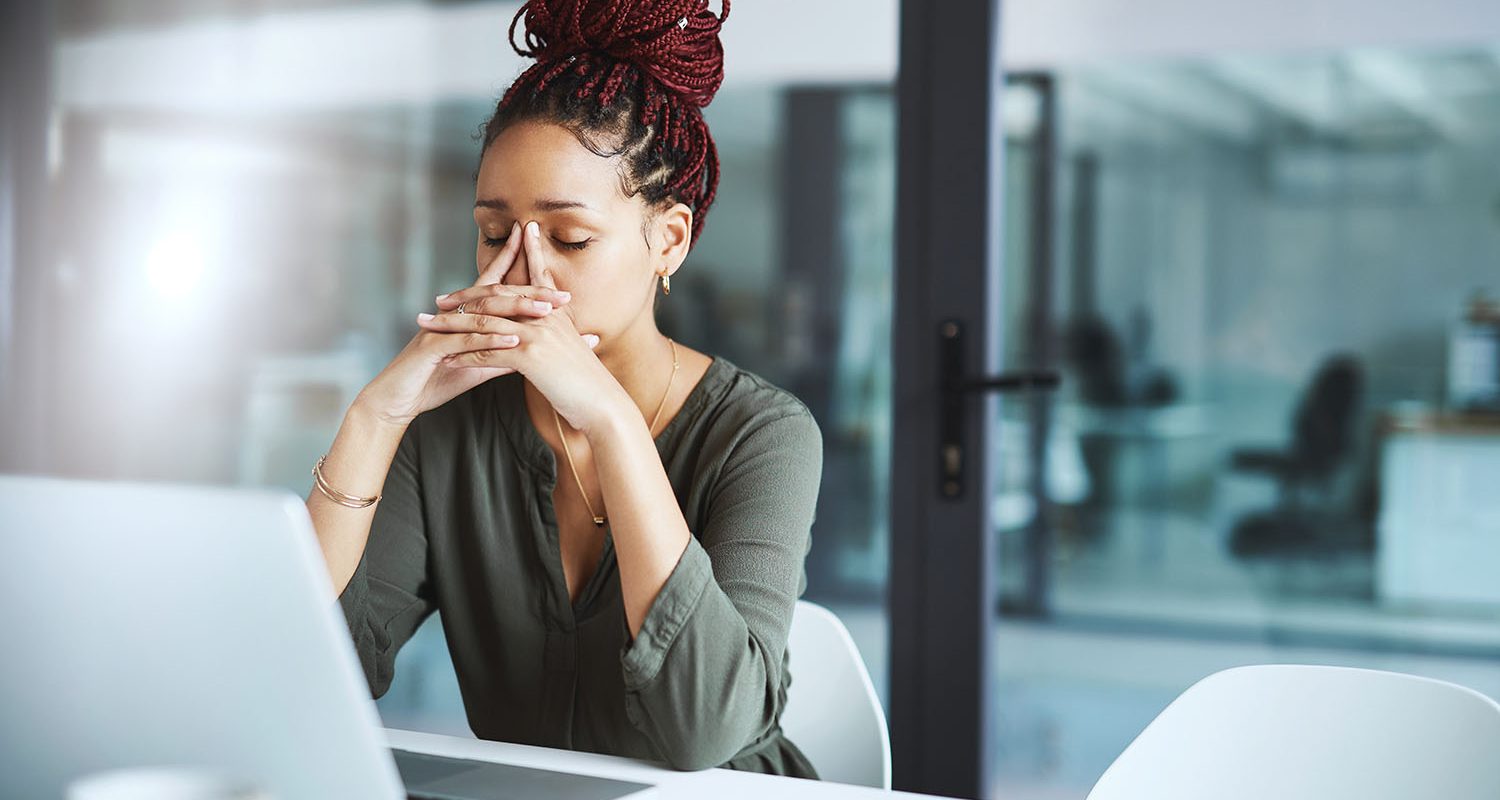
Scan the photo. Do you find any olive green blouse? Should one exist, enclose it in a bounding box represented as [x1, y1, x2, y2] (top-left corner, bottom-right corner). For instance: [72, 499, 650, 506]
[336, 354, 822, 777]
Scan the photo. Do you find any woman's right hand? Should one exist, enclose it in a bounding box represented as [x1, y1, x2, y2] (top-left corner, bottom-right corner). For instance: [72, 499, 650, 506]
[354, 222, 593, 428]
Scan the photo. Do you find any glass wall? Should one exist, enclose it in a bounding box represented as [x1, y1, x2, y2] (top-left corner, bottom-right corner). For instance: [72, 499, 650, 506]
[31, 5, 1500, 796]
[17, 1, 899, 736]
[992, 44, 1500, 798]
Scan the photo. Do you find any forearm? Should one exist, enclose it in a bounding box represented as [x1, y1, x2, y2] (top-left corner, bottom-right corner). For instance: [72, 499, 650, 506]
[306, 395, 409, 597]
[619, 538, 788, 771]
[605, 406, 822, 769]
[587, 398, 692, 638]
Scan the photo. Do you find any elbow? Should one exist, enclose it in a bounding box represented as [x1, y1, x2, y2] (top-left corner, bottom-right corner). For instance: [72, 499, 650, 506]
[658, 737, 741, 772]
[650, 698, 778, 772]
[632, 700, 759, 771]
[662, 752, 719, 772]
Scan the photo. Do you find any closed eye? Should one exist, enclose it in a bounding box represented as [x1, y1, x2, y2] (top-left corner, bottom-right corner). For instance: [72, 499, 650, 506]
[481, 235, 591, 251]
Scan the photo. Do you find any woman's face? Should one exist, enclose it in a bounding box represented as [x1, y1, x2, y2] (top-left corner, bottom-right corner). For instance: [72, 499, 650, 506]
[473, 121, 689, 342]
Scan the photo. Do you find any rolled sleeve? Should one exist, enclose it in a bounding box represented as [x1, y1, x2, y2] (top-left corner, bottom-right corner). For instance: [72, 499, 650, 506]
[619, 407, 823, 771]
[620, 537, 715, 688]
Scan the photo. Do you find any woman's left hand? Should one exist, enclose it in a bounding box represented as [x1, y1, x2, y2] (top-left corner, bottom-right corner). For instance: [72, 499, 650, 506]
[424, 221, 628, 434]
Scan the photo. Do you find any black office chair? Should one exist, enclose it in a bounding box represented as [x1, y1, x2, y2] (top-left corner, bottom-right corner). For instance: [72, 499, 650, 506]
[1227, 354, 1366, 557]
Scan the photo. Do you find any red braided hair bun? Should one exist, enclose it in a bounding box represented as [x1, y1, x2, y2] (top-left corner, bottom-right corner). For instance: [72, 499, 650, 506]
[481, 0, 731, 246]
[509, 0, 729, 108]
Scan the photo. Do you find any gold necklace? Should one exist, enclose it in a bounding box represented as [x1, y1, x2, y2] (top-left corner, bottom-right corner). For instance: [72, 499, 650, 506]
[553, 338, 679, 528]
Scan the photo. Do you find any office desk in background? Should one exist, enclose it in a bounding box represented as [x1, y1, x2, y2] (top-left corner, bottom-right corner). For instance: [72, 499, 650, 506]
[1377, 411, 1500, 608]
[385, 729, 936, 800]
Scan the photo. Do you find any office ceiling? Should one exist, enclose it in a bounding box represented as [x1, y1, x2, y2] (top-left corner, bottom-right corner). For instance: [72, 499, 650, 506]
[53, 0, 467, 37]
[1062, 49, 1500, 148]
[47, 1, 1500, 157]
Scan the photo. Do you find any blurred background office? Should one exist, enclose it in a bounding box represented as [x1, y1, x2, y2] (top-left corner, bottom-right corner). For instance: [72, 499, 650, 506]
[3, 1, 1499, 798]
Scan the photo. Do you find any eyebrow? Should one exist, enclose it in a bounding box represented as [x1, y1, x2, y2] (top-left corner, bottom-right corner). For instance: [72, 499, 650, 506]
[473, 198, 597, 213]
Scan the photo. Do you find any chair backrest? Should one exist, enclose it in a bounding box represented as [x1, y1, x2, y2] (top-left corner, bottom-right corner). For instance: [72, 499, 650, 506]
[1291, 354, 1363, 474]
[1088, 664, 1500, 800]
[780, 601, 891, 789]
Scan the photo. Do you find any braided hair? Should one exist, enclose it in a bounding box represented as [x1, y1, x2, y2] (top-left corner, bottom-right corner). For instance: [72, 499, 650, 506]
[479, 0, 730, 248]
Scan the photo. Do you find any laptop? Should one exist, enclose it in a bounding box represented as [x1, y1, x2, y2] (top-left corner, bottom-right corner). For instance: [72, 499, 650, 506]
[0, 475, 655, 800]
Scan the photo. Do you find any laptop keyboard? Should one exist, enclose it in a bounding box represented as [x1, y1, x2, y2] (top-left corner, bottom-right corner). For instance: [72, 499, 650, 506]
[395, 749, 484, 786]
[391, 747, 654, 800]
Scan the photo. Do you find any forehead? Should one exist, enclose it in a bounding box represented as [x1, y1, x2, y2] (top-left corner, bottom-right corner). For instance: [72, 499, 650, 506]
[475, 121, 629, 211]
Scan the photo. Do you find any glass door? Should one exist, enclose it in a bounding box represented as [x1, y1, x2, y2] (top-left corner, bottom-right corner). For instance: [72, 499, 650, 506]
[10, 0, 908, 759]
[991, 44, 1500, 799]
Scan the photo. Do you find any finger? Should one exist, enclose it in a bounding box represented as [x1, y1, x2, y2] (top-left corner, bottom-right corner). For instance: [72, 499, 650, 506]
[522, 221, 558, 291]
[428, 330, 522, 356]
[428, 293, 555, 320]
[439, 365, 518, 382]
[450, 347, 518, 370]
[416, 311, 525, 337]
[449, 332, 599, 369]
[476, 221, 523, 286]
[435, 283, 570, 311]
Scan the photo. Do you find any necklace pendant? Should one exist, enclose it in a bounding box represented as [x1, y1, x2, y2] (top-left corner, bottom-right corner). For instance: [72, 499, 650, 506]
[592, 516, 607, 527]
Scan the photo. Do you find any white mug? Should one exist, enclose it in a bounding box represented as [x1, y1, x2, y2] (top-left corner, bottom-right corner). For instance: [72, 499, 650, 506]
[66, 767, 273, 800]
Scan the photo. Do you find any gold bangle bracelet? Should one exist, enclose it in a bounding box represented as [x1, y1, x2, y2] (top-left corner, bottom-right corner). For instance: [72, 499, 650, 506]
[312, 454, 380, 509]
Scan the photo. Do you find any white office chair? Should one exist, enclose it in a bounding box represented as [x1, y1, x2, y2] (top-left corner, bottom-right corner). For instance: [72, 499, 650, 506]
[780, 600, 892, 789]
[1088, 664, 1500, 800]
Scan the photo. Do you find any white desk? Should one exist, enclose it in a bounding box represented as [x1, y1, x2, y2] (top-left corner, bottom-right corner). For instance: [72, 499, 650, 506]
[1377, 418, 1500, 608]
[384, 728, 937, 799]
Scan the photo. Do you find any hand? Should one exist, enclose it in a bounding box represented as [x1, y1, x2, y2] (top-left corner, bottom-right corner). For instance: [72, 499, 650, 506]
[425, 220, 628, 434]
[355, 221, 592, 428]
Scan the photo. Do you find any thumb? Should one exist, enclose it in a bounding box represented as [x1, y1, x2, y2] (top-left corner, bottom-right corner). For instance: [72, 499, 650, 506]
[476, 221, 522, 286]
[522, 221, 558, 291]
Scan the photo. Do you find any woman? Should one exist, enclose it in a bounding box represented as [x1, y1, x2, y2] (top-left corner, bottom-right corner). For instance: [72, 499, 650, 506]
[306, 0, 822, 778]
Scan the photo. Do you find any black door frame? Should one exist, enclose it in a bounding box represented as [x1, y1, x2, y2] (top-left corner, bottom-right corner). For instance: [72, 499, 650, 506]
[889, 0, 1007, 797]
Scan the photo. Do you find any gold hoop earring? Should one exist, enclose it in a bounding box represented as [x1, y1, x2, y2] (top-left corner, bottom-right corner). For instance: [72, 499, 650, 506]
[659, 273, 671, 296]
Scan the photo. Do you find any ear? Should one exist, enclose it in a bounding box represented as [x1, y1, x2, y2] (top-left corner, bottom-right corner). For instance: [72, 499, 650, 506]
[651, 202, 694, 277]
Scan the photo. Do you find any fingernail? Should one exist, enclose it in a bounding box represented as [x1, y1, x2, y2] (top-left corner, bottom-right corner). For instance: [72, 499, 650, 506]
[526, 221, 540, 237]
[556, 290, 571, 301]
[584, 334, 600, 348]
[417, 312, 434, 322]
[532, 300, 552, 312]
[435, 293, 450, 302]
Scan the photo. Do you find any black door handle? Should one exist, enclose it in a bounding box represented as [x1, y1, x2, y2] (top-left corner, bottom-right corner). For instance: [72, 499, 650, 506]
[952, 373, 1062, 393]
[939, 319, 1059, 498]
